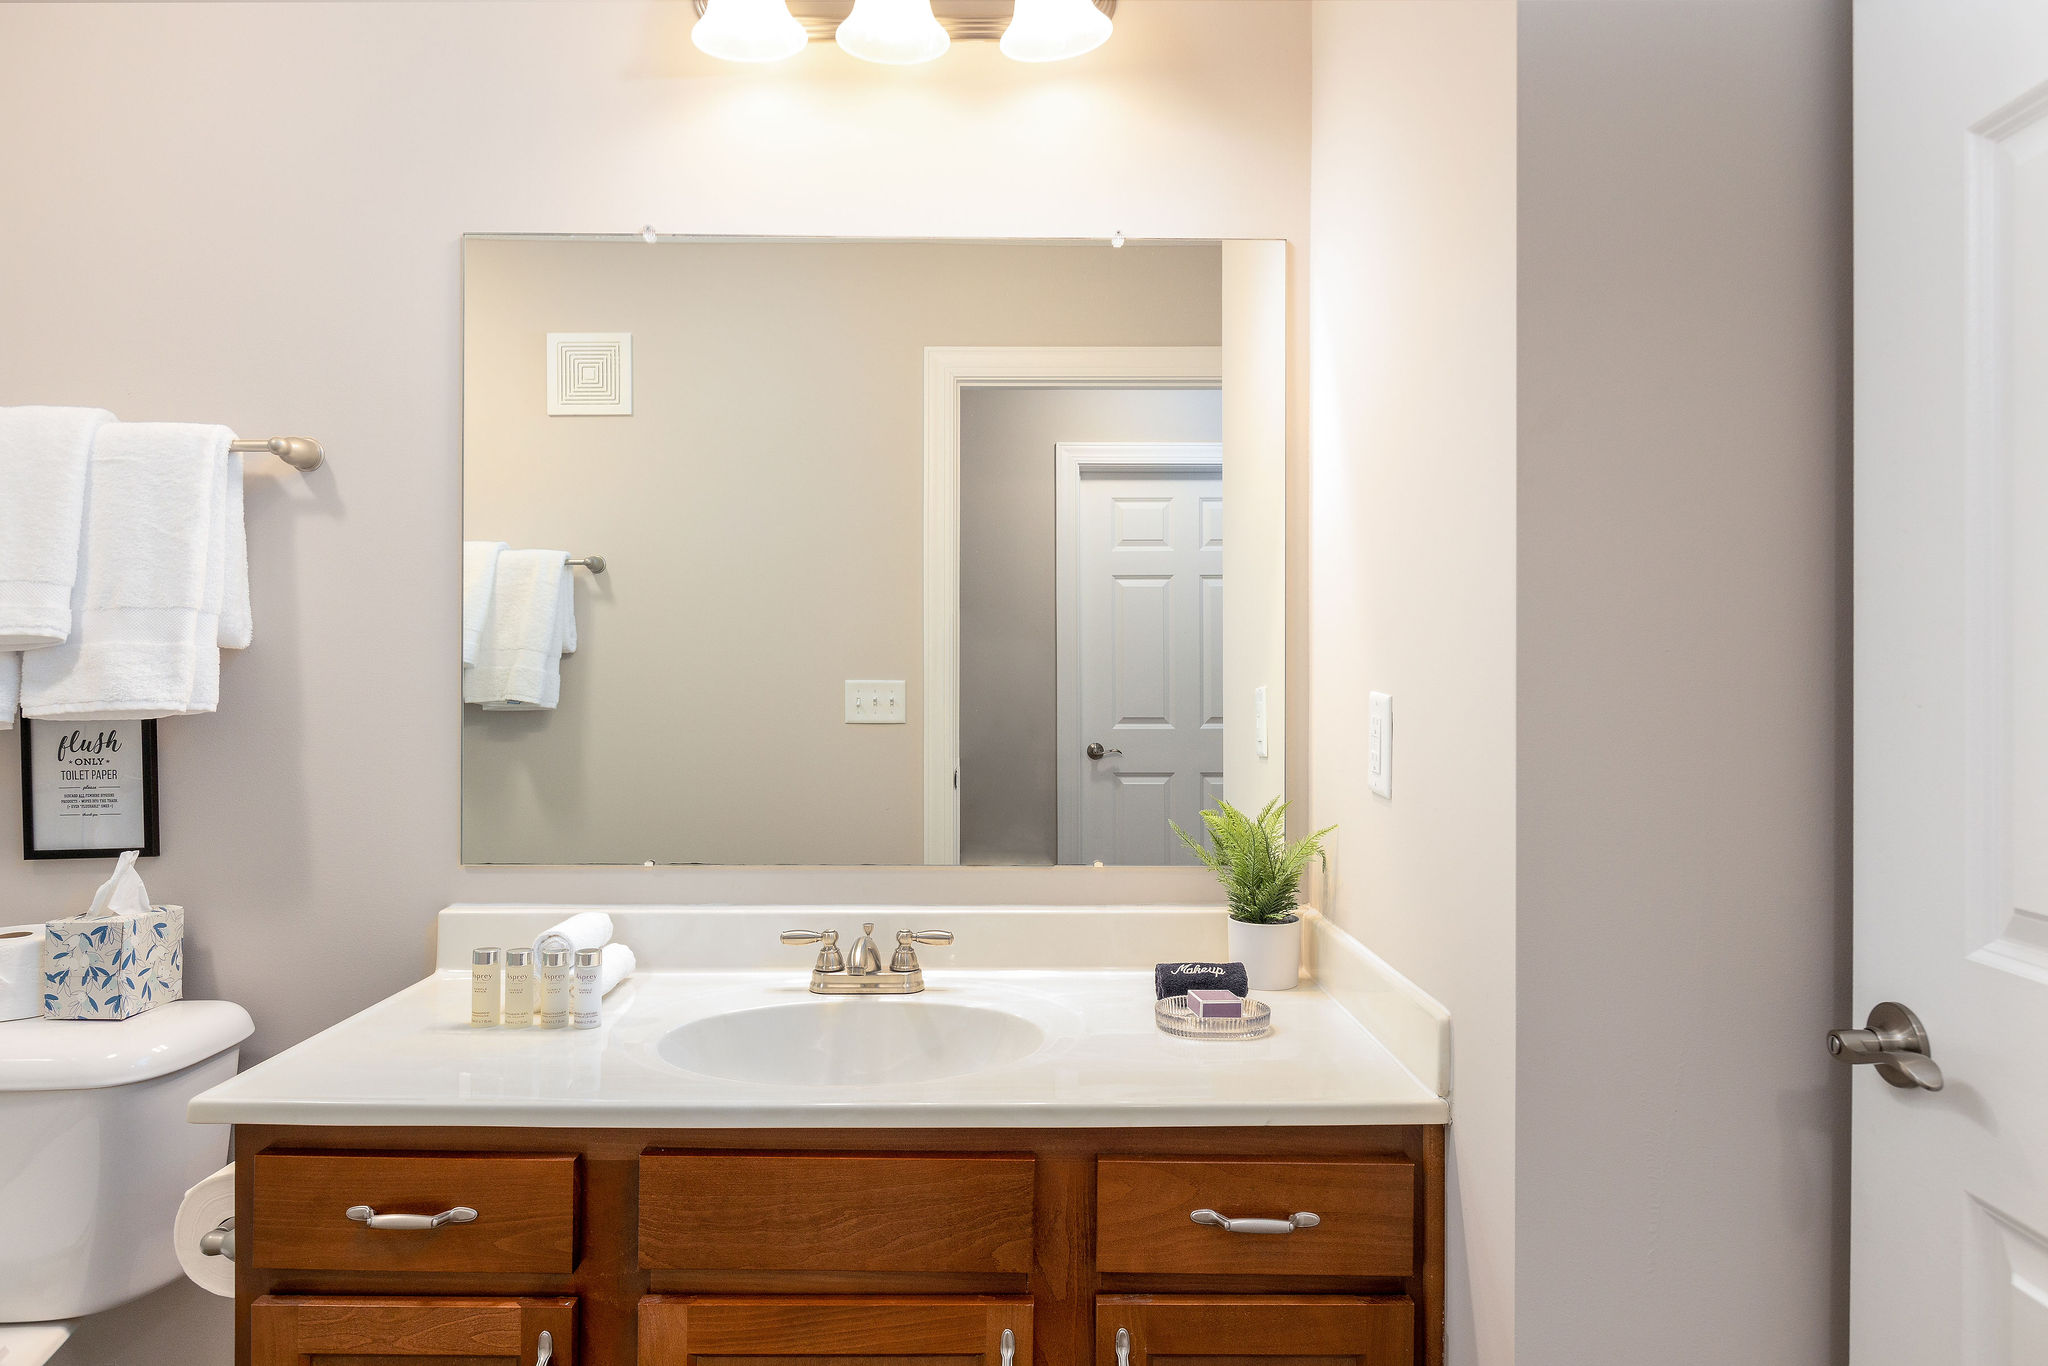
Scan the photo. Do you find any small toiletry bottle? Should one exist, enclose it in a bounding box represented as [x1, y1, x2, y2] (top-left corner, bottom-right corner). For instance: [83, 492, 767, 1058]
[470, 948, 501, 1028]
[571, 947, 602, 1030]
[539, 948, 572, 1028]
[502, 947, 534, 1028]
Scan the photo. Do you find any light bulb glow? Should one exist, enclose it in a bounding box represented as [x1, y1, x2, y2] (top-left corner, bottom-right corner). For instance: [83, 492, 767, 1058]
[1000, 0, 1112, 62]
[692, 0, 807, 63]
[835, 0, 950, 65]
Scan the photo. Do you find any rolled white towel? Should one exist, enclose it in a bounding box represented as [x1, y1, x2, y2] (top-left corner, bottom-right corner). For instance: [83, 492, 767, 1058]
[599, 942, 636, 997]
[532, 910, 614, 963]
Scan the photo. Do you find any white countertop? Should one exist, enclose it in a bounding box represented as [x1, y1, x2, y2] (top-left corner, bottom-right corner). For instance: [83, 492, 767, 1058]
[188, 968, 1447, 1128]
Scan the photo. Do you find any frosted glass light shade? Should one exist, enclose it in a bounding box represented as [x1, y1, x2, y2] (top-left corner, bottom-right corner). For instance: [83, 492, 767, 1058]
[692, 0, 808, 62]
[835, 0, 950, 64]
[1000, 0, 1113, 62]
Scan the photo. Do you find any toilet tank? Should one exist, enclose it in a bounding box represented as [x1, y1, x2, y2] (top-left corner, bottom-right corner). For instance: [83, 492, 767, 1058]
[0, 1000, 253, 1322]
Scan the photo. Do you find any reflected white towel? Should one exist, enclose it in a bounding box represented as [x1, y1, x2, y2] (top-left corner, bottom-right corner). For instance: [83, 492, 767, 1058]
[0, 653, 16, 730]
[21, 423, 236, 719]
[0, 406, 115, 650]
[465, 549, 574, 709]
[461, 541, 506, 667]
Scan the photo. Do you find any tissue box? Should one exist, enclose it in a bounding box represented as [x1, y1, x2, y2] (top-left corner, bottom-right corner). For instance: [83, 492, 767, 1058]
[39, 905, 184, 1020]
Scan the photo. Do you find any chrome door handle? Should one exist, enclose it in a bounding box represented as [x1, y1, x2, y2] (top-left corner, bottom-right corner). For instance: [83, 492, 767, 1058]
[1115, 1327, 1130, 1366]
[535, 1329, 553, 1366]
[1086, 742, 1122, 759]
[1190, 1208, 1320, 1234]
[1000, 1328, 1015, 1366]
[344, 1204, 478, 1230]
[1828, 1001, 1944, 1091]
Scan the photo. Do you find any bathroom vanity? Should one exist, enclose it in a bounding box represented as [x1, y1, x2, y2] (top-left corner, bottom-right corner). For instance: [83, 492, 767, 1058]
[192, 908, 1449, 1366]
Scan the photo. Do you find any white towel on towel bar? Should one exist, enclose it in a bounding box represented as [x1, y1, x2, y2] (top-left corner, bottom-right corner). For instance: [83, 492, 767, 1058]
[461, 540, 506, 667]
[21, 423, 249, 719]
[0, 405, 115, 651]
[0, 653, 17, 731]
[464, 549, 575, 710]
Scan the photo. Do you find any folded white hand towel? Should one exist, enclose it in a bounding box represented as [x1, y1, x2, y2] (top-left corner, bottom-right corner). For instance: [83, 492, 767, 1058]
[532, 911, 615, 964]
[219, 449, 251, 652]
[461, 541, 507, 667]
[465, 550, 575, 709]
[21, 422, 235, 720]
[0, 406, 115, 650]
[0, 653, 17, 730]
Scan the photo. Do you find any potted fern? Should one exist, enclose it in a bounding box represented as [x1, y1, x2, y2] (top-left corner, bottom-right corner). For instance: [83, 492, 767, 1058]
[1172, 798, 1334, 991]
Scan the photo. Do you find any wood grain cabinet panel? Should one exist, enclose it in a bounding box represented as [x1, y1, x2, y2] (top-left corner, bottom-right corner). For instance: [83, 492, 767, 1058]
[1096, 1159, 1414, 1278]
[252, 1152, 579, 1273]
[250, 1294, 573, 1366]
[639, 1296, 1031, 1366]
[639, 1153, 1035, 1274]
[1095, 1296, 1412, 1366]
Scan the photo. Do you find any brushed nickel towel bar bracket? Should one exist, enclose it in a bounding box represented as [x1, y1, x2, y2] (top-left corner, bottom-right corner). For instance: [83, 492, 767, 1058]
[228, 436, 324, 472]
[567, 556, 607, 574]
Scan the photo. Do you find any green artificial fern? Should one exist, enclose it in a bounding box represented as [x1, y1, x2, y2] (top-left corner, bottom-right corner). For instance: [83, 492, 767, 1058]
[1171, 797, 1335, 925]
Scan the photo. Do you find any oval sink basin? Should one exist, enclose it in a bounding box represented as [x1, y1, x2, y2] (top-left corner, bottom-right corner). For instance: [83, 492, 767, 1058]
[657, 1000, 1046, 1088]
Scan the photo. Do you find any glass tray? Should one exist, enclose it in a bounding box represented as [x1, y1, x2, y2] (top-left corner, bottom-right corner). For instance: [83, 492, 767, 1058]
[1154, 994, 1273, 1040]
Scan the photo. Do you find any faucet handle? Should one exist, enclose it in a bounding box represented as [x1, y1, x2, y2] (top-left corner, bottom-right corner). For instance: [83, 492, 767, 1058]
[890, 928, 954, 973]
[781, 928, 843, 973]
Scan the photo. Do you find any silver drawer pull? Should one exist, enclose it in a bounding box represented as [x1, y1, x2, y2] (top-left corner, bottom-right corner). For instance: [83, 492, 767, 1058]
[1190, 1208, 1320, 1235]
[345, 1204, 478, 1230]
[1000, 1328, 1015, 1366]
[535, 1329, 553, 1366]
[1115, 1327, 1131, 1366]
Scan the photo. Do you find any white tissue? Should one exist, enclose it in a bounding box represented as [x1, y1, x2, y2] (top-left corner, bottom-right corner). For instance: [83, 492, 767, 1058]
[174, 1164, 237, 1297]
[89, 848, 152, 918]
[0, 924, 45, 1021]
[531, 911, 613, 964]
[599, 942, 635, 997]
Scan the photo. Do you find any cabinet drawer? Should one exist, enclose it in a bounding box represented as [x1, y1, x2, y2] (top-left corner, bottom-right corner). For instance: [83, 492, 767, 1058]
[251, 1152, 579, 1273]
[1096, 1295, 1412, 1366]
[251, 1295, 574, 1366]
[639, 1152, 1035, 1273]
[1096, 1158, 1414, 1278]
[640, 1296, 1031, 1366]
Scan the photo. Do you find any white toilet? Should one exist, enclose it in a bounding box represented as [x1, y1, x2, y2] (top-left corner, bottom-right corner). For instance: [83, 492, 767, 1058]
[0, 1000, 252, 1328]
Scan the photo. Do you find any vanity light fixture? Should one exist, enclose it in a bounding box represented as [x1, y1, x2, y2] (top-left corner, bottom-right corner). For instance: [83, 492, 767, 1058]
[835, 0, 949, 64]
[691, 0, 808, 63]
[999, 0, 1113, 62]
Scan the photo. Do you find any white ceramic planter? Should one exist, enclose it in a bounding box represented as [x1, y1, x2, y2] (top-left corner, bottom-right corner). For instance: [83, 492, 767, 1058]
[1227, 916, 1301, 992]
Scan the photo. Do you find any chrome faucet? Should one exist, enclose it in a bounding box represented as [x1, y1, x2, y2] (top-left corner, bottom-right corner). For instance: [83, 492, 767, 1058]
[781, 923, 953, 995]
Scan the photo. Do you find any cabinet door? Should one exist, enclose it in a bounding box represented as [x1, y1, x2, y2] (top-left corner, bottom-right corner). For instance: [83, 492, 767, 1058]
[251, 1295, 573, 1366]
[1096, 1297, 1412, 1366]
[639, 1296, 1031, 1366]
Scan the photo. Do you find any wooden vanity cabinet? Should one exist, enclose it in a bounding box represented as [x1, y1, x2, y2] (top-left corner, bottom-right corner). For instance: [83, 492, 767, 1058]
[231, 1126, 1441, 1366]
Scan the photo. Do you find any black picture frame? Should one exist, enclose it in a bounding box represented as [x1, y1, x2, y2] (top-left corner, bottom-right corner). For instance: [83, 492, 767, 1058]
[19, 718, 161, 859]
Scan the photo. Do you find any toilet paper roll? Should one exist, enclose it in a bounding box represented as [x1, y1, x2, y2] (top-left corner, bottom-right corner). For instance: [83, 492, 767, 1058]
[0, 924, 46, 1022]
[174, 1163, 237, 1297]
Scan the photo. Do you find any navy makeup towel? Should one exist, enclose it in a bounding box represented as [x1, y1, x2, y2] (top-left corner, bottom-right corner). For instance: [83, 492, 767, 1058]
[1155, 961, 1249, 999]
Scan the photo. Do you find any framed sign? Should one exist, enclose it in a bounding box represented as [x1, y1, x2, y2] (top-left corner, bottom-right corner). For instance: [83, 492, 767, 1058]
[19, 718, 161, 859]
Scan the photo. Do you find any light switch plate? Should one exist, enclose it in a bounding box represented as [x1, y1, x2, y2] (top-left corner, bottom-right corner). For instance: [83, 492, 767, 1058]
[1253, 686, 1269, 759]
[845, 680, 905, 724]
[1368, 691, 1392, 798]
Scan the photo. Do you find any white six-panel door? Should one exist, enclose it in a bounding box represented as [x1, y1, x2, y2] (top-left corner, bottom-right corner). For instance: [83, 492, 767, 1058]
[1056, 444, 1223, 865]
[1855, 7, 2048, 1362]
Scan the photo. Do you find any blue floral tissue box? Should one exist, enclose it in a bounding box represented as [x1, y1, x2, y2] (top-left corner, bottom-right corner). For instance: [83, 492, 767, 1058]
[40, 905, 184, 1020]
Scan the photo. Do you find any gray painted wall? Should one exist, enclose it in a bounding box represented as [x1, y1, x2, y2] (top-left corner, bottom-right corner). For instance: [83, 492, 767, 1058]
[1515, 2, 1851, 1362]
[958, 387, 1223, 865]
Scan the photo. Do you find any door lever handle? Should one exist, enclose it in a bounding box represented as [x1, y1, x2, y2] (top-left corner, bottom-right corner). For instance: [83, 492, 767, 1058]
[1086, 742, 1122, 760]
[1828, 1001, 1944, 1091]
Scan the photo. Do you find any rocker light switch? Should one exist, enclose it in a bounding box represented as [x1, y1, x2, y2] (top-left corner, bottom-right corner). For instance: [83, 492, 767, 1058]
[1368, 691, 1392, 798]
[845, 680, 905, 724]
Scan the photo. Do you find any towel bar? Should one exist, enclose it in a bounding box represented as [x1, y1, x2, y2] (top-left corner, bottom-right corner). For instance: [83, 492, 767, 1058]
[228, 436, 324, 472]
[567, 556, 606, 574]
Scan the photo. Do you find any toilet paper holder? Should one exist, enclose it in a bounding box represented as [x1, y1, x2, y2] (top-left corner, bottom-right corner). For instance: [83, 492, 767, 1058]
[199, 1216, 235, 1262]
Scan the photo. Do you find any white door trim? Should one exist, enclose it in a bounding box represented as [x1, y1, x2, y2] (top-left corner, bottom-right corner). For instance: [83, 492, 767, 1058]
[1054, 442, 1224, 865]
[922, 346, 1223, 864]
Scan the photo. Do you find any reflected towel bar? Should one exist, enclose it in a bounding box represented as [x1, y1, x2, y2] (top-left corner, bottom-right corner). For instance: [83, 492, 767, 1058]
[568, 556, 606, 574]
[228, 436, 324, 472]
